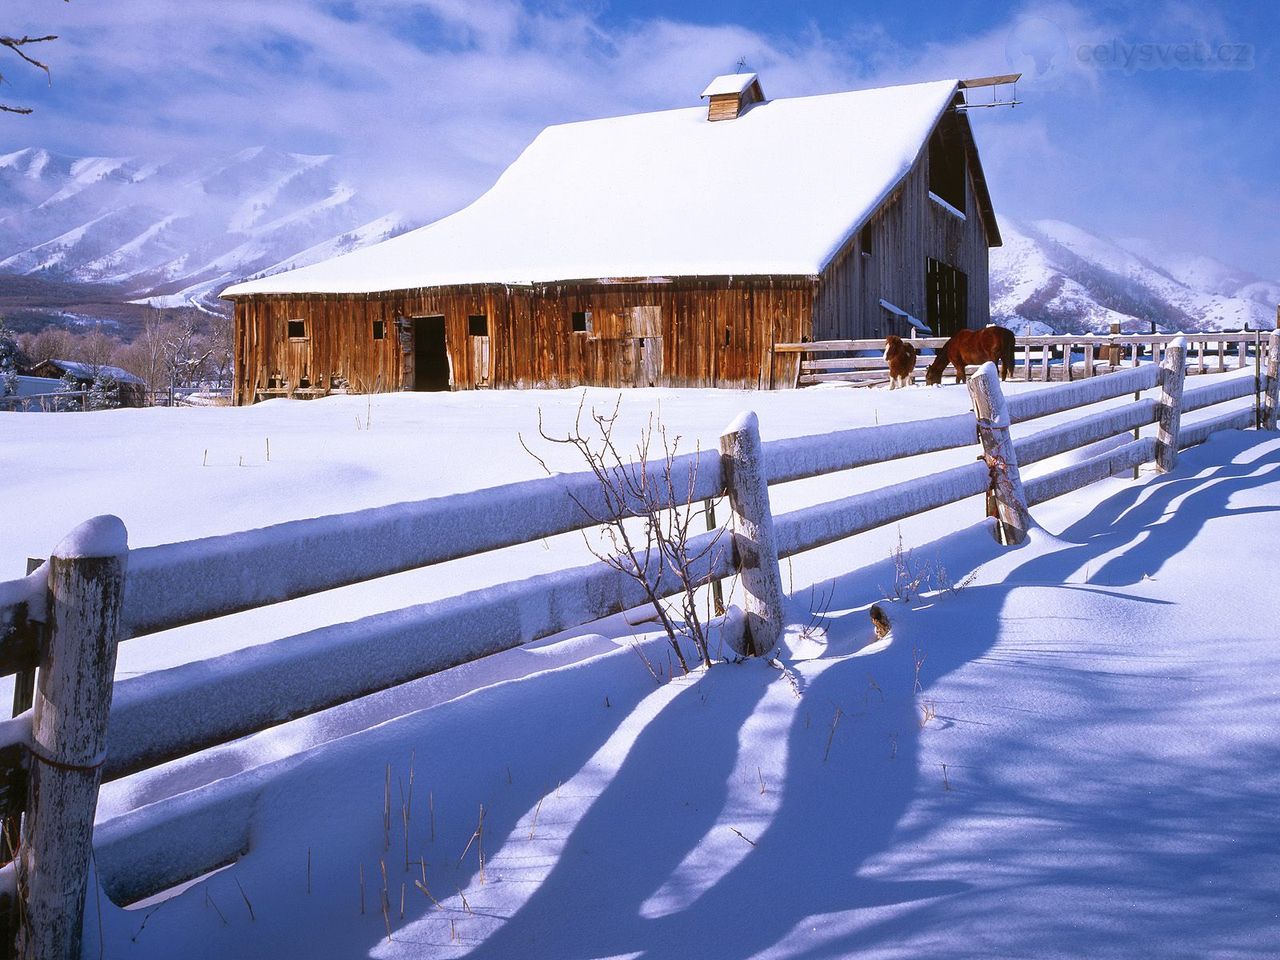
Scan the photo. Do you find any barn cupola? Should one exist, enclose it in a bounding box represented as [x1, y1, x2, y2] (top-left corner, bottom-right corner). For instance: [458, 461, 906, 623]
[700, 72, 765, 121]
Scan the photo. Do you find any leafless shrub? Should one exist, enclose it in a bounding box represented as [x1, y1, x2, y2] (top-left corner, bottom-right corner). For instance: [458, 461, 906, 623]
[800, 583, 834, 642]
[882, 529, 978, 601]
[521, 395, 728, 671]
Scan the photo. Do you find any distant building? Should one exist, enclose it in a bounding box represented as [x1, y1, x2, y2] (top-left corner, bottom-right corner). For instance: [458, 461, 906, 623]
[26, 359, 147, 407]
[222, 73, 1006, 403]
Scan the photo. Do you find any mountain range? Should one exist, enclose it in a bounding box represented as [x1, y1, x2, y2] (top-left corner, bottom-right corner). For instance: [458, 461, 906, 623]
[0, 146, 406, 333]
[0, 146, 1275, 338]
[991, 217, 1279, 334]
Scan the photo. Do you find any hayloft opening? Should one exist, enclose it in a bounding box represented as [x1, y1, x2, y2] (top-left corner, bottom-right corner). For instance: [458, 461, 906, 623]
[571, 310, 592, 333]
[412, 315, 450, 391]
[927, 115, 966, 212]
[372, 320, 386, 340]
[287, 319, 306, 340]
[468, 314, 488, 337]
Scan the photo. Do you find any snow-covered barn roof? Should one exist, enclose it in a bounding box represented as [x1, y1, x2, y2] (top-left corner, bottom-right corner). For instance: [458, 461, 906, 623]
[222, 78, 990, 298]
[37, 359, 146, 385]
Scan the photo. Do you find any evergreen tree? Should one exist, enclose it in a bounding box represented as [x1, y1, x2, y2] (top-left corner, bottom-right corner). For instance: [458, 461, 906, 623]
[0, 316, 20, 397]
[89, 371, 120, 410]
[55, 370, 82, 412]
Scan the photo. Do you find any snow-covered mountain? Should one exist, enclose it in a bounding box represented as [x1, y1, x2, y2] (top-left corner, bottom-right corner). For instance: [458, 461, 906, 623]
[0, 147, 409, 313]
[991, 216, 1280, 335]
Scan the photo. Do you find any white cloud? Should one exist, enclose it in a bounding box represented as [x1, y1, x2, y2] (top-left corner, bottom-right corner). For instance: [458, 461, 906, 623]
[5, 0, 1276, 277]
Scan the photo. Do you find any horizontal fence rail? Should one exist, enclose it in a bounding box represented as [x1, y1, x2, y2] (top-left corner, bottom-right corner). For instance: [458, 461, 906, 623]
[1, 331, 1277, 956]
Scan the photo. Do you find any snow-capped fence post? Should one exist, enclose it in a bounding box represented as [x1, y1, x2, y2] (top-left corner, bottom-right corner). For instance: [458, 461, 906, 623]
[968, 363, 1031, 545]
[1263, 330, 1280, 431]
[719, 412, 784, 657]
[17, 517, 127, 960]
[1155, 337, 1187, 473]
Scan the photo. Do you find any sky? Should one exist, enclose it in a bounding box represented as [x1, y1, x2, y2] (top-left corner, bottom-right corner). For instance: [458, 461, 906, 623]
[3, 0, 1277, 276]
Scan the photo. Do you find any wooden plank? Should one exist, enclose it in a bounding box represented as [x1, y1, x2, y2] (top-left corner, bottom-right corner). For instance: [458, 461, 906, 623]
[959, 73, 1022, 88]
[799, 372, 892, 385]
[801, 356, 931, 371]
[1023, 437, 1156, 507]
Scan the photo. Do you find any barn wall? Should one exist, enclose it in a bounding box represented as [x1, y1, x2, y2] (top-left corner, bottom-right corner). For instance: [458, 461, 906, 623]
[812, 112, 993, 341]
[230, 278, 812, 404]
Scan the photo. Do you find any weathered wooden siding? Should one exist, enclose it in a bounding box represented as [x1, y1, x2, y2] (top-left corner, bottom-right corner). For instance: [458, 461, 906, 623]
[231, 279, 812, 404]
[812, 111, 993, 341]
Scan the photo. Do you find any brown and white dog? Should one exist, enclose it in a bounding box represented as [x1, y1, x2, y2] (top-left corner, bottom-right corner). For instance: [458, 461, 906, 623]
[883, 336, 918, 390]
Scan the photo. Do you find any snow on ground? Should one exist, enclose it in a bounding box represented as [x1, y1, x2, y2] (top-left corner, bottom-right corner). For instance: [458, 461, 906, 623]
[3, 378, 1276, 957]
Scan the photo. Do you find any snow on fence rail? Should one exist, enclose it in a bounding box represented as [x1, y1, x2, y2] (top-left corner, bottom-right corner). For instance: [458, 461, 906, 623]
[0, 332, 1277, 957]
[776, 329, 1276, 387]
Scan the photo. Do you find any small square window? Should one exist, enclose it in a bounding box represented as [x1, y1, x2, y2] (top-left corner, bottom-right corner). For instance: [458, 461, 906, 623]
[571, 310, 592, 333]
[287, 319, 306, 339]
[373, 320, 386, 340]
[468, 314, 488, 337]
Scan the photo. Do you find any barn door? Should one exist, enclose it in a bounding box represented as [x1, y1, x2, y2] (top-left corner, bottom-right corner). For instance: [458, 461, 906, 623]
[411, 315, 451, 391]
[620, 306, 662, 387]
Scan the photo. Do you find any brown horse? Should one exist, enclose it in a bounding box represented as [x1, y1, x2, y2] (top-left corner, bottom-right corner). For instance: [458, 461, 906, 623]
[925, 326, 1016, 385]
[883, 336, 918, 389]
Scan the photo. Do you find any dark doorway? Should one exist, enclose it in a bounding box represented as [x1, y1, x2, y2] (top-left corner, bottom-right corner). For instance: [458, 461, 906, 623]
[413, 316, 451, 391]
[926, 258, 968, 338]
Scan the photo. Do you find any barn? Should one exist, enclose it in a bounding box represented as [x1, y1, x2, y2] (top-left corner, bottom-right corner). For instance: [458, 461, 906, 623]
[25, 359, 148, 407]
[221, 73, 1007, 404]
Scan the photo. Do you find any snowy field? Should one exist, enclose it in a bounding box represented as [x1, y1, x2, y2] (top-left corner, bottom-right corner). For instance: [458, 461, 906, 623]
[2, 379, 1277, 958]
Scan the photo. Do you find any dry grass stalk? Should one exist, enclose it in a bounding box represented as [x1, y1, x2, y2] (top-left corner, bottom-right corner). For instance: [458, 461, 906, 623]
[455, 887, 473, 915]
[729, 827, 757, 846]
[383, 764, 392, 851]
[414, 879, 444, 910]
[919, 699, 938, 728]
[359, 864, 366, 915]
[233, 875, 256, 921]
[822, 706, 845, 763]
[529, 795, 544, 840]
[204, 888, 228, 926]
[941, 763, 952, 791]
[380, 859, 392, 942]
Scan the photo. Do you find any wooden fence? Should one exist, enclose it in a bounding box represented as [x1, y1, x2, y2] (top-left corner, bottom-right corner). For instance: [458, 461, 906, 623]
[0, 390, 91, 413]
[0, 333, 1277, 957]
[777, 330, 1274, 387]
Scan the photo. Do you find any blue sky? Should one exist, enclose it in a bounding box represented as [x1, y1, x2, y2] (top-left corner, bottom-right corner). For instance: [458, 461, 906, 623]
[5, 0, 1277, 276]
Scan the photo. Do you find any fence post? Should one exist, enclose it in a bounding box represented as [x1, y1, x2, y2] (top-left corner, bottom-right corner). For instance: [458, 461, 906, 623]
[967, 363, 1031, 545]
[17, 516, 127, 960]
[719, 412, 785, 657]
[1155, 337, 1187, 473]
[1264, 330, 1280, 431]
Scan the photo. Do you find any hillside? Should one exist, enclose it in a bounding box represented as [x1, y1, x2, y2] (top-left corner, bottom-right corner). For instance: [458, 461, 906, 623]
[990, 216, 1280, 334]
